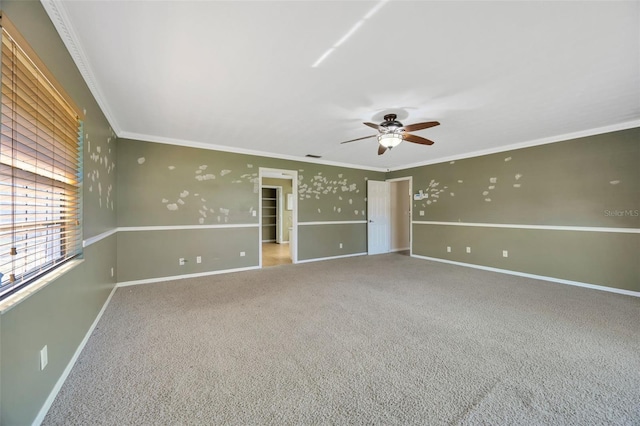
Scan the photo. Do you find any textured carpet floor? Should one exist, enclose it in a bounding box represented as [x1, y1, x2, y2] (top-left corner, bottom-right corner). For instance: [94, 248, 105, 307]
[43, 254, 640, 425]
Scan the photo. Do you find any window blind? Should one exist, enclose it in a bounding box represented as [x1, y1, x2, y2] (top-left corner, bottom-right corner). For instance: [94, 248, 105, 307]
[0, 25, 82, 299]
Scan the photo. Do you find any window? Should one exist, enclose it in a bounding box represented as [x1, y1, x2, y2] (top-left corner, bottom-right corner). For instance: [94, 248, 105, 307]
[0, 19, 82, 299]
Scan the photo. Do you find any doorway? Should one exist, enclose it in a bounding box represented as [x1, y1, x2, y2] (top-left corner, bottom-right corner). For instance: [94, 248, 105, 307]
[259, 168, 298, 267]
[388, 177, 411, 255]
[366, 177, 412, 256]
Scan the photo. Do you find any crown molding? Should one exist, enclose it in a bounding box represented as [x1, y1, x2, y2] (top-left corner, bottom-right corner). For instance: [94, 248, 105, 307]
[119, 131, 388, 173]
[390, 120, 640, 172]
[40, 0, 122, 134]
[37, 1, 639, 174]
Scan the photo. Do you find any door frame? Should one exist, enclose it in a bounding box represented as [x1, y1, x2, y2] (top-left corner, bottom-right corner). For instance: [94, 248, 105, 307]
[386, 176, 413, 256]
[259, 168, 298, 267]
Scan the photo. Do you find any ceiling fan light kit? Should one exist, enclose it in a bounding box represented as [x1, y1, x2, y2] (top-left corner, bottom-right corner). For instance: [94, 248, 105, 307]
[378, 133, 403, 149]
[340, 113, 440, 155]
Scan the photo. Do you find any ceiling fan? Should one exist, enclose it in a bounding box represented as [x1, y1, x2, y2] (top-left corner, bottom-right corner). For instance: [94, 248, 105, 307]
[340, 114, 440, 155]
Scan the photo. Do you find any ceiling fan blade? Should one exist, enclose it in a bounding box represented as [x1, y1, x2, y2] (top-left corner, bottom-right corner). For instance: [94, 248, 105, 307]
[340, 134, 377, 144]
[378, 144, 387, 155]
[403, 133, 435, 146]
[363, 122, 379, 130]
[402, 121, 440, 132]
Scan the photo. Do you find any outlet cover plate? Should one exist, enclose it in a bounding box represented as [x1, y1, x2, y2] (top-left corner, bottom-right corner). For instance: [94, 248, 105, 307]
[40, 345, 48, 370]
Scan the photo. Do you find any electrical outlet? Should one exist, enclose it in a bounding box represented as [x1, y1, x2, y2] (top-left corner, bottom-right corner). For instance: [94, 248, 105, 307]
[447, 246, 451, 253]
[503, 250, 508, 258]
[339, 243, 343, 249]
[40, 345, 48, 371]
[419, 210, 425, 216]
[196, 256, 202, 264]
[240, 251, 246, 257]
[466, 247, 471, 253]
[179, 258, 186, 266]
[252, 210, 256, 217]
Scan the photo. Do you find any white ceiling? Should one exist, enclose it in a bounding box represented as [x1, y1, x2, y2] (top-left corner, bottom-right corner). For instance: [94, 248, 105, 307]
[44, 0, 639, 171]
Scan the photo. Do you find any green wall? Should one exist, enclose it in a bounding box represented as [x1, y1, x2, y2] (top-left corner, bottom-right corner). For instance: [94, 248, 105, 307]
[116, 138, 382, 283]
[390, 128, 640, 291]
[0, 1, 117, 424]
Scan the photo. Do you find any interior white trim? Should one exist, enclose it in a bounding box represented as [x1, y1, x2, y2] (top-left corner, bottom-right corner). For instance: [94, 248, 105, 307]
[298, 220, 367, 226]
[121, 132, 387, 172]
[296, 252, 367, 264]
[411, 254, 639, 298]
[392, 120, 640, 172]
[32, 283, 118, 426]
[82, 228, 117, 248]
[40, 0, 122, 134]
[117, 266, 260, 287]
[413, 221, 640, 234]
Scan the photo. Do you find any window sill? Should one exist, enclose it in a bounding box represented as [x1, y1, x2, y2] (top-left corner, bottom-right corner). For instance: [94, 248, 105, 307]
[0, 259, 84, 314]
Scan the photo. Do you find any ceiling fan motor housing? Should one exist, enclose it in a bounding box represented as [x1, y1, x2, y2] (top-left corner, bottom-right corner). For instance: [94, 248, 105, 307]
[381, 114, 403, 132]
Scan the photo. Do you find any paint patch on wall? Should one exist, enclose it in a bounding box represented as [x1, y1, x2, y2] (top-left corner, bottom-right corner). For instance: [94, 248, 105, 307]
[609, 180, 620, 185]
[137, 157, 145, 165]
[86, 127, 117, 210]
[167, 203, 178, 211]
[195, 174, 216, 181]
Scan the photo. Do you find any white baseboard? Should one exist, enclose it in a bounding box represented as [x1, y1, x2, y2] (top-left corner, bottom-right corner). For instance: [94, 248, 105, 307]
[296, 252, 367, 264]
[116, 266, 261, 287]
[391, 247, 410, 252]
[33, 283, 118, 426]
[411, 254, 640, 298]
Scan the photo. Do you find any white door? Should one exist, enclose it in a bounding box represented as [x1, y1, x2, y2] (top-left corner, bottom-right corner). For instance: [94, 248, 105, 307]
[367, 180, 390, 255]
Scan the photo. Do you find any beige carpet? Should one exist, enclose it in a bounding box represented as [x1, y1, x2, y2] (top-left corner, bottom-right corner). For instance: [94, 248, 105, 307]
[44, 254, 640, 425]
